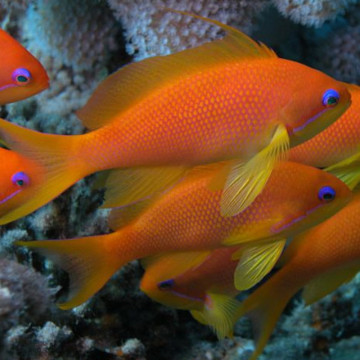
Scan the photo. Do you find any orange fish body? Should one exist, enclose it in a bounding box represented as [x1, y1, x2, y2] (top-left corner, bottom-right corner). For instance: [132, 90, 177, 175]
[140, 247, 240, 338]
[0, 13, 351, 224]
[17, 161, 352, 310]
[0, 29, 49, 104]
[290, 83, 360, 167]
[236, 192, 360, 360]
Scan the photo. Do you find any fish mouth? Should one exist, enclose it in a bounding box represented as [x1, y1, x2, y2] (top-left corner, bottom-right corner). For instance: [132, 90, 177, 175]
[0, 189, 22, 205]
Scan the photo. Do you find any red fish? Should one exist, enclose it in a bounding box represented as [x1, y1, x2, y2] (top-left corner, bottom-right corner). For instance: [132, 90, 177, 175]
[0, 13, 350, 224]
[0, 28, 49, 104]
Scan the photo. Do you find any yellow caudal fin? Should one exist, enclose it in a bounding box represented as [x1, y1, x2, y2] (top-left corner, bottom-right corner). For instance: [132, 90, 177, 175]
[302, 263, 360, 305]
[16, 233, 124, 309]
[325, 151, 360, 190]
[0, 119, 89, 224]
[77, 10, 276, 130]
[101, 166, 188, 208]
[235, 277, 295, 360]
[190, 292, 240, 339]
[232, 239, 286, 291]
[220, 124, 290, 217]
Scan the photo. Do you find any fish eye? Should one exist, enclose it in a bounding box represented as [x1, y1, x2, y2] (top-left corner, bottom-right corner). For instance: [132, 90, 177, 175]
[318, 186, 336, 202]
[322, 89, 339, 107]
[12, 68, 32, 86]
[11, 171, 30, 187]
[158, 279, 175, 290]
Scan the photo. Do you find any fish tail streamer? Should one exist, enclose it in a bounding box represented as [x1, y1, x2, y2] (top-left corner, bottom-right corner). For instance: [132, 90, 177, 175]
[0, 118, 90, 224]
[16, 232, 126, 309]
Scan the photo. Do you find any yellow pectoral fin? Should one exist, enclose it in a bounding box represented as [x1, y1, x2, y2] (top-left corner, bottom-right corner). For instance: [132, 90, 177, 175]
[190, 292, 240, 339]
[325, 151, 360, 191]
[220, 124, 290, 217]
[302, 263, 360, 306]
[232, 239, 286, 291]
[101, 165, 188, 208]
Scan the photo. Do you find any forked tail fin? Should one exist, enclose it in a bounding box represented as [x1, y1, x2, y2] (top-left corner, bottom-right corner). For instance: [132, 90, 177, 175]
[16, 232, 125, 309]
[0, 118, 91, 224]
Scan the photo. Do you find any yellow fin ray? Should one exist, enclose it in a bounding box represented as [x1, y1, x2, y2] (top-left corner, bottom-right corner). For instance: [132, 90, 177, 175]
[101, 166, 188, 208]
[16, 234, 122, 310]
[220, 124, 290, 217]
[190, 292, 240, 339]
[233, 239, 286, 290]
[302, 263, 360, 305]
[325, 151, 360, 190]
[77, 11, 276, 130]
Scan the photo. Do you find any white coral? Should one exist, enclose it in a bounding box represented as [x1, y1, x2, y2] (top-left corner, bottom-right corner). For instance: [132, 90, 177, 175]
[107, 0, 269, 60]
[272, 0, 359, 27]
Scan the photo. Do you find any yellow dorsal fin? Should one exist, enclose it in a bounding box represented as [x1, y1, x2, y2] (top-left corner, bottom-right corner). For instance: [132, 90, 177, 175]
[77, 11, 276, 130]
[302, 263, 360, 305]
[190, 292, 240, 339]
[141, 250, 210, 277]
[101, 166, 188, 209]
[232, 239, 286, 290]
[325, 151, 360, 190]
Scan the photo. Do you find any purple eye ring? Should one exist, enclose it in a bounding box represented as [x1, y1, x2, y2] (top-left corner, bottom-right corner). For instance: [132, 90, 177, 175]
[322, 89, 339, 107]
[11, 171, 30, 187]
[12, 68, 32, 86]
[318, 186, 336, 202]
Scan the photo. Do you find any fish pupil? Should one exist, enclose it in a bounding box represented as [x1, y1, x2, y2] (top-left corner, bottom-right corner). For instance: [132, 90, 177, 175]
[327, 96, 337, 106]
[17, 75, 28, 83]
[158, 279, 175, 290]
[16, 180, 24, 186]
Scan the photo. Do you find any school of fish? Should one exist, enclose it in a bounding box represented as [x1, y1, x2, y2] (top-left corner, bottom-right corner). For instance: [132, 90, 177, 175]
[2, 11, 360, 359]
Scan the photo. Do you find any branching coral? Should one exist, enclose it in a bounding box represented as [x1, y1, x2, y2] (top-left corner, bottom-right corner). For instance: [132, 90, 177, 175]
[25, 0, 118, 71]
[0, 258, 52, 335]
[107, 0, 270, 60]
[272, 0, 359, 27]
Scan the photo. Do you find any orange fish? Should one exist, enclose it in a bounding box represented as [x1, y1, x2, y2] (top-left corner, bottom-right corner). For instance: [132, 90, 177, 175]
[290, 83, 360, 168]
[140, 247, 240, 338]
[0, 12, 351, 224]
[0, 28, 49, 104]
[16, 161, 352, 310]
[235, 192, 360, 360]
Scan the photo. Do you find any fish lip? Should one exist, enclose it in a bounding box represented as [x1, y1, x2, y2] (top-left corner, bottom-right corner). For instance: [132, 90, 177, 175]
[0, 188, 22, 205]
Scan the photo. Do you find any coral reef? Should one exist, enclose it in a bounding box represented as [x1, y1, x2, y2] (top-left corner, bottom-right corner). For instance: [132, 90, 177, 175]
[1, 1, 360, 359]
[107, 0, 270, 59]
[271, 0, 358, 27]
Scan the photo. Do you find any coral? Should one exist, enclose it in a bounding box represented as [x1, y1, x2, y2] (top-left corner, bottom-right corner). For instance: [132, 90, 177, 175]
[272, 0, 359, 27]
[0, 258, 52, 335]
[107, 0, 270, 60]
[25, 0, 118, 71]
